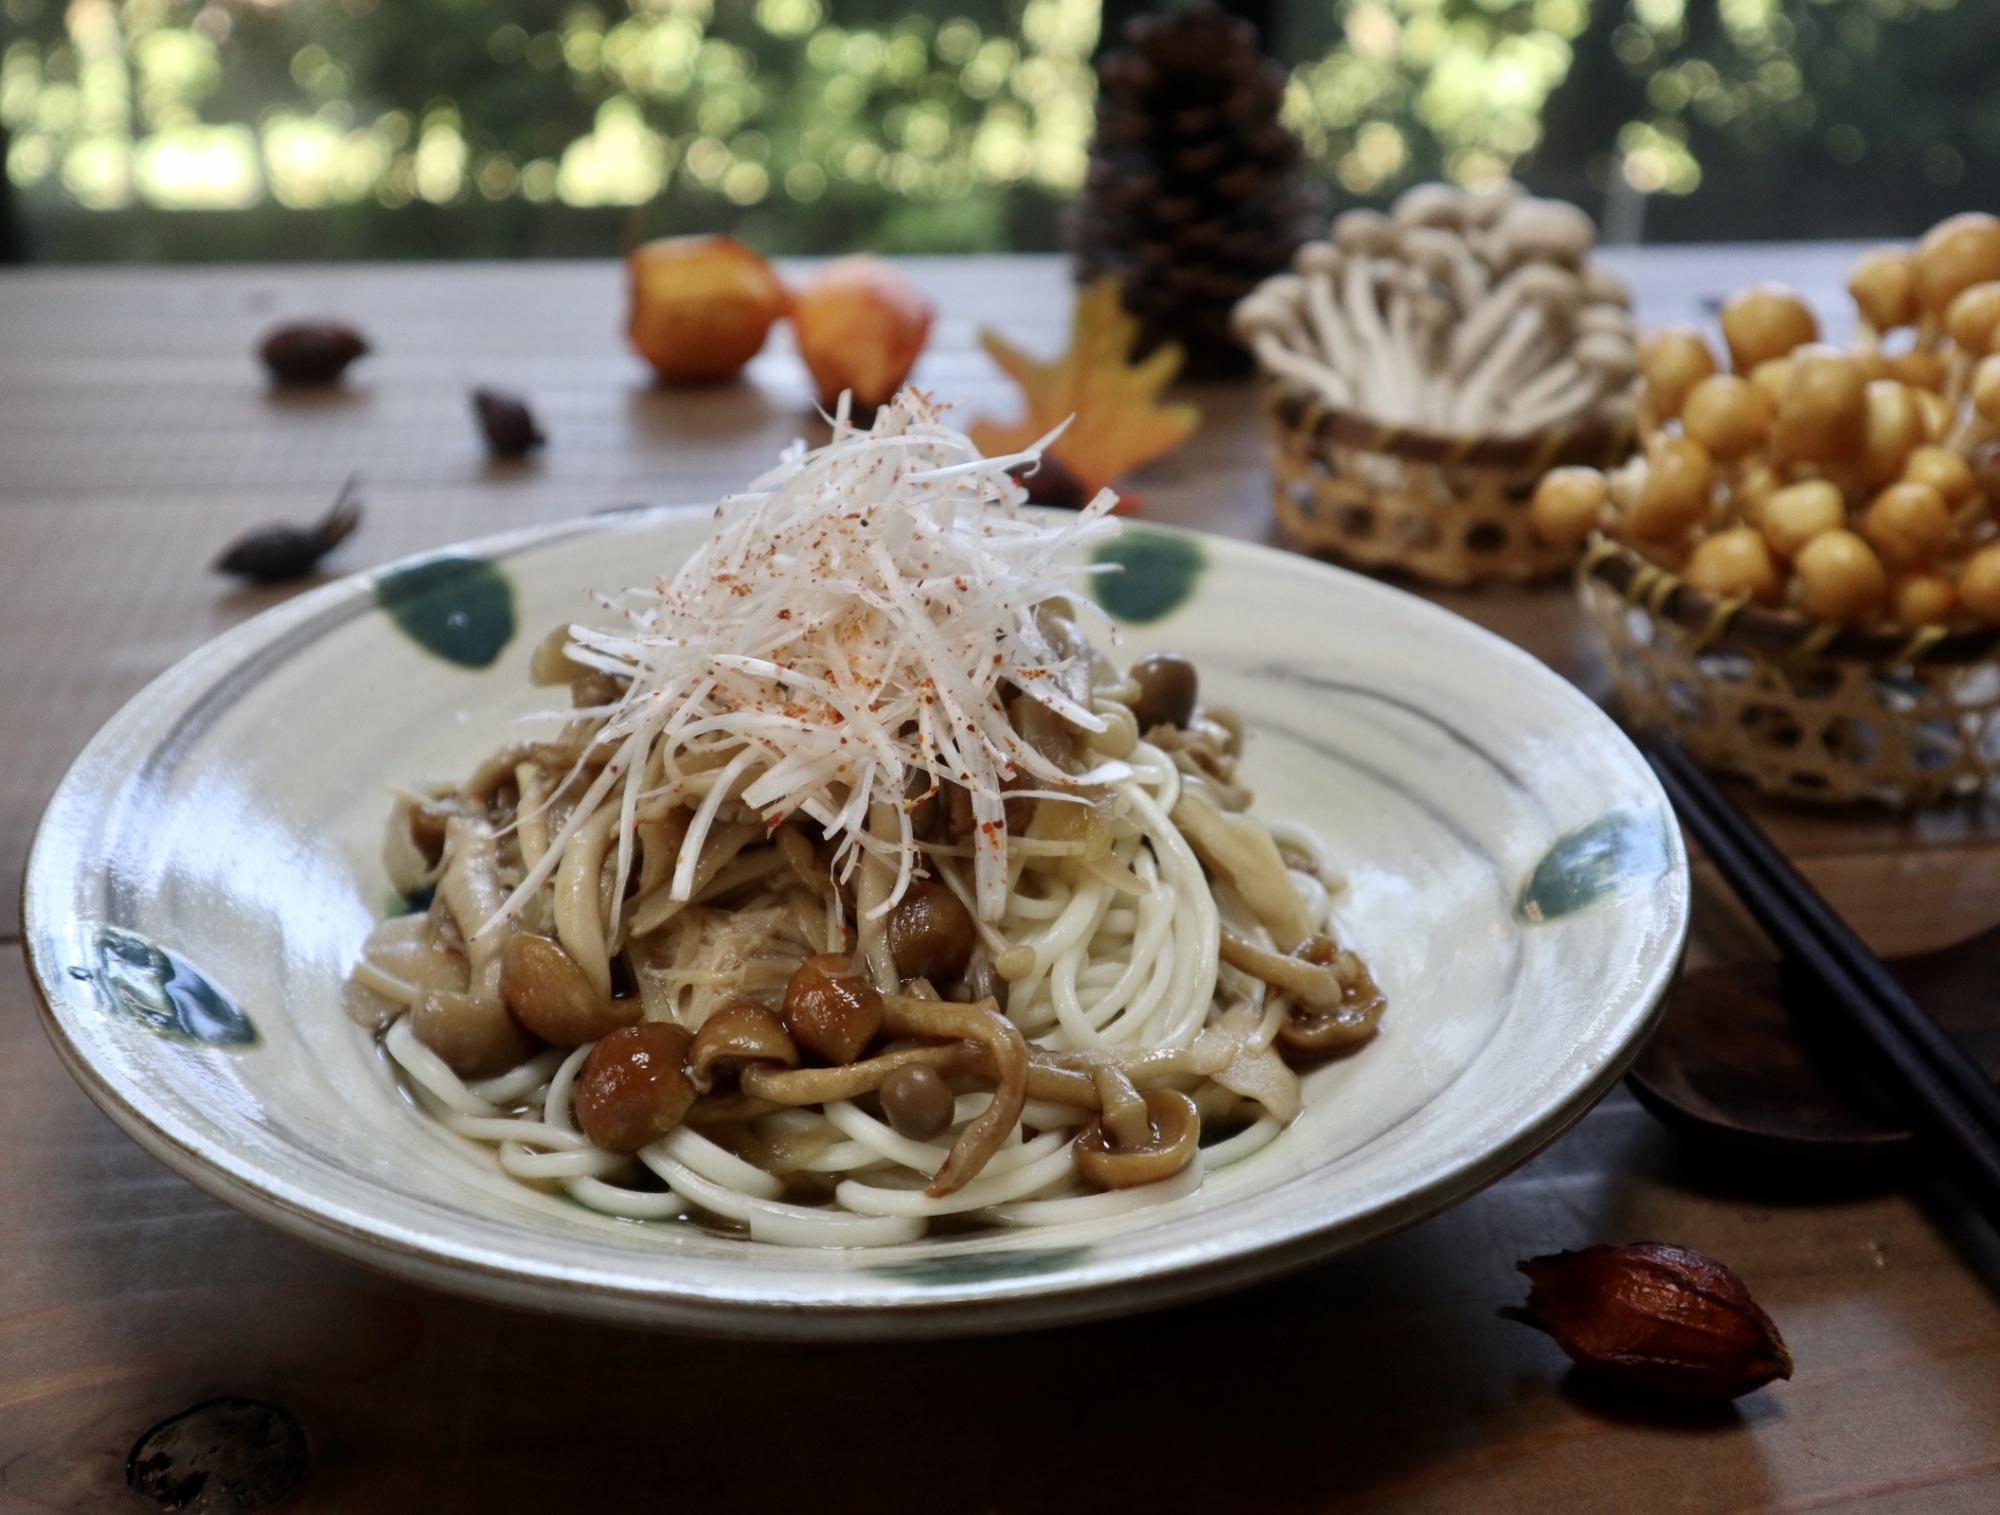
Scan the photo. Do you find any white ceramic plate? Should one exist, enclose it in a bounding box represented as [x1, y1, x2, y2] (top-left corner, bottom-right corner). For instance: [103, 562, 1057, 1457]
[23, 510, 1687, 1339]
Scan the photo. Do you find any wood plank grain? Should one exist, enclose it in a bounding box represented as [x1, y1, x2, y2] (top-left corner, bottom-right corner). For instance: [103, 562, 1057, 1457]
[4, 948, 1997, 1513]
[8, 253, 2000, 1514]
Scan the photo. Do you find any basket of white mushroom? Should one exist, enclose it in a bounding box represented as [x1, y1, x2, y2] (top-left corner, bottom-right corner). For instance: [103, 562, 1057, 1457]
[1233, 180, 1640, 586]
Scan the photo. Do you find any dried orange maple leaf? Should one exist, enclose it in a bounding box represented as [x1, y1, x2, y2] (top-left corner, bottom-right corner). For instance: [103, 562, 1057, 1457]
[971, 277, 1200, 500]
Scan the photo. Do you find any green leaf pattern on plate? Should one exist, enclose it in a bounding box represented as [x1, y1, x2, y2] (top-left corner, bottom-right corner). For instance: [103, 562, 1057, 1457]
[1517, 807, 1671, 924]
[376, 557, 516, 669]
[82, 926, 258, 1046]
[1091, 530, 1205, 624]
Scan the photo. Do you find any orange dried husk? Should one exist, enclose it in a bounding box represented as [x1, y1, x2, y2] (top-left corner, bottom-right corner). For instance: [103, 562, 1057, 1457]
[628, 236, 791, 385]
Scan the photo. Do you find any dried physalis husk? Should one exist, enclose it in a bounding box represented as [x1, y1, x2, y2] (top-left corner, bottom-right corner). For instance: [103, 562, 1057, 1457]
[1505, 1242, 1793, 1401]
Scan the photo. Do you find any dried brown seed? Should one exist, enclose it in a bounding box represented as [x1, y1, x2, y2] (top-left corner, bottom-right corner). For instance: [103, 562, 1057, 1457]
[473, 388, 546, 459]
[214, 477, 362, 583]
[1007, 452, 1087, 509]
[260, 320, 369, 385]
[1506, 1242, 1793, 1401]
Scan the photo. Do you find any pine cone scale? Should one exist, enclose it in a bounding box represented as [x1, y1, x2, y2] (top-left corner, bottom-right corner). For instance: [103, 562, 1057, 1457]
[1068, 1, 1317, 378]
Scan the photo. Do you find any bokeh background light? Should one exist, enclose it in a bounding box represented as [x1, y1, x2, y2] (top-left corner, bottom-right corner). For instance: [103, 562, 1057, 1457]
[1, 0, 1994, 257]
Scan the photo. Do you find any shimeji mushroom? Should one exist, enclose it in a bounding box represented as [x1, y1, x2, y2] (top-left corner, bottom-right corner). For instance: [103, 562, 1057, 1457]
[1236, 179, 1635, 438]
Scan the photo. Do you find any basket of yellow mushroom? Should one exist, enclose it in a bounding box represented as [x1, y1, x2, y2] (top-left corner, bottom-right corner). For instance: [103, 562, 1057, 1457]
[1534, 211, 2000, 805]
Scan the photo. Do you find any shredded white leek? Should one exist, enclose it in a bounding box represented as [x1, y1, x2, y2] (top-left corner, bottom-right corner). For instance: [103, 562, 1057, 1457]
[480, 391, 1130, 933]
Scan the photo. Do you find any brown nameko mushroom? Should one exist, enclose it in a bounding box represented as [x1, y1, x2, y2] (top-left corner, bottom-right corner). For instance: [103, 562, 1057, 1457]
[782, 954, 883, 1064]
[1072, 1076, 1200, 1189]
[887, 880, 977, 985]
[879, 1062, 957, 1141]
[575, 1023, 698, 1155]
[501, 934, 639, 1047]
[880, 994, 1028, 1197]
[1128, 652, 1199, 733]
[687, 1002, 800, 1092]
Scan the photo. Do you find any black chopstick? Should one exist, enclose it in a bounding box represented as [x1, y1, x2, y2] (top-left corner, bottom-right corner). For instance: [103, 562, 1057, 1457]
[1644, 734, 2000, 1215]
[1650, 739, 2000, 1126]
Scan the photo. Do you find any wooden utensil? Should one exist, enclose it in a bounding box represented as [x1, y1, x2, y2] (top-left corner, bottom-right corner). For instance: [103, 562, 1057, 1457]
[1630, 895, 2000, 1160]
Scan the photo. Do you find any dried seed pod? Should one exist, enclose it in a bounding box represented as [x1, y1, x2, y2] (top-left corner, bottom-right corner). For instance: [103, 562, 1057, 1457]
[260, 320, 369, 385]
[214, 478, 363, 583]
[1506, 1242, 1793, 1401]
[473, 388, 546, 460]
[1007, 452, 1088, 509]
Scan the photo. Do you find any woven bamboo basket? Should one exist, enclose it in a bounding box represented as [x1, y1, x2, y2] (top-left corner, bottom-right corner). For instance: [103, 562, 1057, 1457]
[1265, 385, 1637, 587]
[1581, 537, 2000, 806]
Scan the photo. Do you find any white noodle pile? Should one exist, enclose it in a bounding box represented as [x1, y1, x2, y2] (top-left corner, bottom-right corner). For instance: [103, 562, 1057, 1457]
[482, 391, 1133, 937]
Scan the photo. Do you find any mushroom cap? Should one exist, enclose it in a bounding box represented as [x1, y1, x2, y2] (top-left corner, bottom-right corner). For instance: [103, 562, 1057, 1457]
[1254, 272, 1306, 306]
[1914, 212, 2000, 313]
[1391, 182, 1467, 231]
[1462, 178, 1526, 228]
[1503, 260, 1586, 314]
[1230, 289, 1299, 341]
[1332, 208, 1399, 257]
[1583, 263, 1633, 309]
[1848, 246, 1917, 332]
[1573, 328, 1639, 379]
[688, 1001, 799, 1092]
[1396, 224, 1469, 279]
[1490, 197, 1596, 271]
[1576, 303, 1637, 338]
[1292, 240, 1341, 279]
[1071, 1088, 1201, 1190]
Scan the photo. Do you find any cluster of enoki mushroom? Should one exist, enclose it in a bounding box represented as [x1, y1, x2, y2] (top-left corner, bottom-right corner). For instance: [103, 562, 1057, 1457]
[1531, 211, 2000, 629]
[1231, 180, 1638, 437]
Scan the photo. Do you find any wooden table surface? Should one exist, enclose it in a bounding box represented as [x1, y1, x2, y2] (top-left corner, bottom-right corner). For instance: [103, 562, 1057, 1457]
[6, 250, 2000, 1514]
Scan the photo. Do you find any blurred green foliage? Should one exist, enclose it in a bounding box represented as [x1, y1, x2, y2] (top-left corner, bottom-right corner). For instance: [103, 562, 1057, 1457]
[1, 0, 1994, 259]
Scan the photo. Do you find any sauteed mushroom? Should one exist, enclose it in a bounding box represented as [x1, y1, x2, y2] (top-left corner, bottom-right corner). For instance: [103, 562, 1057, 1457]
[501, 935, 639, 1046]
[1073, 1080, 1201, 1189]
[879, 1063, 956, 1141]
[782, 954, 883, 1065]
[688, 1002, 800, 1092]
[1128, 652, 1199, 733]
[881, 994, 1028, 1197]
[887, 881, 976, 985]
[575, 1023, 698, 1154]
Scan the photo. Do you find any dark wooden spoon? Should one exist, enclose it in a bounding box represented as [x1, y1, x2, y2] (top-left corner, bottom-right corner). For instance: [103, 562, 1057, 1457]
[1629, 923, 2000, 1160]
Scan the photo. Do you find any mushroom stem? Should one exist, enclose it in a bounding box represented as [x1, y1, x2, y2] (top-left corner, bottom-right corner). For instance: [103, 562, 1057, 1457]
[1343, 257, 1403, 422]
[881, 994, 1028, 1197]
[740, 1042, 976, 1105]
[1094, 1065, 1153, 1149]
[1503, 371, 1605, 436]
[1451, 306, 1548, 432]
[1252, 333, 1352, 407]
[1303, 271, 1364, 380]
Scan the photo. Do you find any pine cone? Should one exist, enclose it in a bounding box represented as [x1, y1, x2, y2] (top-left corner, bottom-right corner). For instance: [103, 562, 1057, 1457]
[1071, 3, 1315, 378]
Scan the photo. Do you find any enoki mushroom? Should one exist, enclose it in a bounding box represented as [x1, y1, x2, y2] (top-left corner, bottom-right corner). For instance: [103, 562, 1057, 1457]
[343, 393, 1386, 1245]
